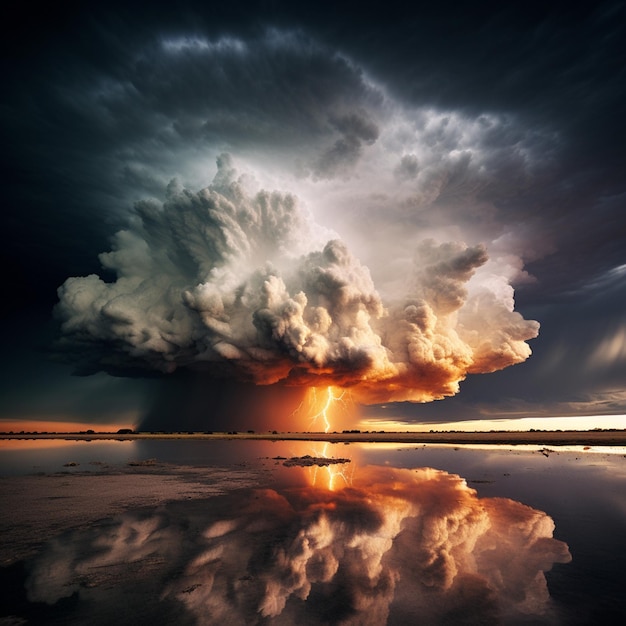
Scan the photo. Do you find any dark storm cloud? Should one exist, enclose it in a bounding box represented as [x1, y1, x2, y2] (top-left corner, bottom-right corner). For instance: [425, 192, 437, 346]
[394, 154, 419, 181]
[139, 374, 307, 432]
[312, 110, 380, 179]
[2, 0, 625, 425]
[322, 2, 625, 129]
[313, 1, 626, 300]
[123, 31, 382, 152]
[2, 20, 387, 295]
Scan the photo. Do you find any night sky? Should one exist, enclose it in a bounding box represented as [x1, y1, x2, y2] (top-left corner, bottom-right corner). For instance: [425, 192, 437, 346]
[2, 1, 625, 431]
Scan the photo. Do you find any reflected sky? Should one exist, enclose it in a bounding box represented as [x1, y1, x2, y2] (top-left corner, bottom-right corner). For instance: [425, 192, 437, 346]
[19, 465, 569, 625]
[1, 441, 625, 624]
[0, 439, 136, 475]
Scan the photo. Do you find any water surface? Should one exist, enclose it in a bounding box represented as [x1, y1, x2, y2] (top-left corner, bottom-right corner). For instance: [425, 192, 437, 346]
[1, 440, 624, 624]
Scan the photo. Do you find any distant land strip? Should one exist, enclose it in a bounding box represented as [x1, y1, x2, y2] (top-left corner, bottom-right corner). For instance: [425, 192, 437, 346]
[1, 430, 626, 446]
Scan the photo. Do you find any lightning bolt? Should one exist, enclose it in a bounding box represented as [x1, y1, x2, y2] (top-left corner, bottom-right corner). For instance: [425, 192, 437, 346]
[308, 386, 346, 433]
[310, 442, 354, 491]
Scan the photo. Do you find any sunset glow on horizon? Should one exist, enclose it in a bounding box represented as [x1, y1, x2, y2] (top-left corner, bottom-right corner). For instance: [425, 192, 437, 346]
[0, 420, 137, 434]
[360, 414, 626, 433]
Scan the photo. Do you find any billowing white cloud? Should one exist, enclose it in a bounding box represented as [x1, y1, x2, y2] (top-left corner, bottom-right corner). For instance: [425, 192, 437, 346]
[4, 5, 624, 428]
[56, 155, 538, 403]
[25, 466, 571, 624]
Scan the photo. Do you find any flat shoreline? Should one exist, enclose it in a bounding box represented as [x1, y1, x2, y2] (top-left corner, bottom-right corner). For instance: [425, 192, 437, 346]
[1, 430, 625, 446]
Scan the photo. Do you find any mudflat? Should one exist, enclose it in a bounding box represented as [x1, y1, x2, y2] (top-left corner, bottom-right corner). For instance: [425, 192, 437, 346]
[2, 430, 625, 445]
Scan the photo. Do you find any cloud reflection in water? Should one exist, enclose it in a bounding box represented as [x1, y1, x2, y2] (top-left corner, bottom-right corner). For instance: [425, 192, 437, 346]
[26, 466, 570, 625]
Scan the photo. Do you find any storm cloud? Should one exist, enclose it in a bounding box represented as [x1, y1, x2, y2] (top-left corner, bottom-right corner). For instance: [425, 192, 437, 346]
[55, 155, 538, 404]
[2, 1, 625, 427]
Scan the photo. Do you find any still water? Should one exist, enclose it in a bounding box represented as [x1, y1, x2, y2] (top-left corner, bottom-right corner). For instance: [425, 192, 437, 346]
[1, 439, 625, 624]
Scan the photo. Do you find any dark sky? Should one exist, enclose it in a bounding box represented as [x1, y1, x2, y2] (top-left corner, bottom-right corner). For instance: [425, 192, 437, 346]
[2, 1, 625, 430]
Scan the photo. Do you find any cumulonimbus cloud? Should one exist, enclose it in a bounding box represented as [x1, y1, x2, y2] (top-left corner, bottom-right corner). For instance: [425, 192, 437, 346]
[55, 155, 538, 403]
